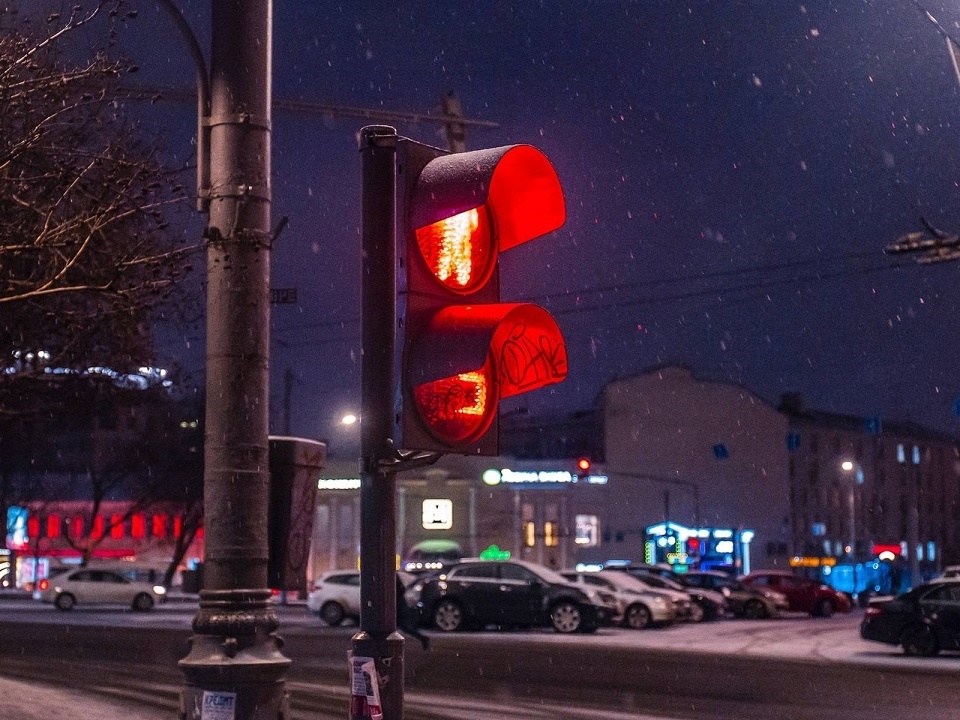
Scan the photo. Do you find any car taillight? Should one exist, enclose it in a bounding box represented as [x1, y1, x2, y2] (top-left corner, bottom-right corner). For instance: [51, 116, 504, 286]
[864, 606, 883, 618]
[38, 579, 49, 591]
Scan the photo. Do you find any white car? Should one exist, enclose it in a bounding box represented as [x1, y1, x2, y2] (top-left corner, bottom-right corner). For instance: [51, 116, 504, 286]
[35, 567, 166, 611]
[308, 570, 414, 626]
[562, 570, 676, 629]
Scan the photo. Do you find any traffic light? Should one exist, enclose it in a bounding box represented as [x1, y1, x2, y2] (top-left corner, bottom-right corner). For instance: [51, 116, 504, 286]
[397, 140, 568, 455]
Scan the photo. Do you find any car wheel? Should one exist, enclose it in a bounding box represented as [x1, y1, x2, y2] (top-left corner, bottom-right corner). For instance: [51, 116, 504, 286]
[432, 599, 464, 632]
[550, 601, 583, 633]
[743, 598, 768, 619]
[320, 601, 346, 627]
[902, 624, 939, 657]
[132, 593, 155, 612]
[814, 598, 834, 618]
[54, 593, 76, 611]
[623, 603, 652, 629]
[688, 602, 705, 623]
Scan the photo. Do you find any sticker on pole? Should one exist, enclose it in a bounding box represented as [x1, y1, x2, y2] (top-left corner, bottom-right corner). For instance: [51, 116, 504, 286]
[200, 691, 237, 720]
[349, 656, 383, 720]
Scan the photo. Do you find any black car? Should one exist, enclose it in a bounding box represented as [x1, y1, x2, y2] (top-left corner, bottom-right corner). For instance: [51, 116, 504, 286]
[861, 580, 960, 656]
[410, 559, 605, 634]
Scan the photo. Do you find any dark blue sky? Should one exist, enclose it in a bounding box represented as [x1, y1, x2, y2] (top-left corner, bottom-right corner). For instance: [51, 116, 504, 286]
[93, 1, 960, 452]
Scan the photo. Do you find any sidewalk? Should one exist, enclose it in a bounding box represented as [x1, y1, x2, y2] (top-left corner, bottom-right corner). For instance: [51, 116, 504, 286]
[1, 676, 173, 720]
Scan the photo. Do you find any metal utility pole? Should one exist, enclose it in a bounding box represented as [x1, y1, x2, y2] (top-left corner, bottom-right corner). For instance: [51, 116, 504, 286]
[179, 2, 287, 719]
[351, 125, 403, 720]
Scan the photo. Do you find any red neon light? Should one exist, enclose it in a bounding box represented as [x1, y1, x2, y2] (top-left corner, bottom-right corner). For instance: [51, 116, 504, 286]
[69, 517, 83, 539]
[872, 544, 902, 557]
[47, 515, 61, 539]
[131, 514, 146, 540]
[152, 514, 167, 538]
[27, 517, 39, 539]
[110, 514, 124, 539]
[92, 516, 104, 539]
[577, 457, 591, 472]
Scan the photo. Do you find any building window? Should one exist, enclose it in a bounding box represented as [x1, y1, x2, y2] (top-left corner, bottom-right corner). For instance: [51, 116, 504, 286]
[110, 514, 124, 539]
[524, 521, 536, 547]
[912, 445, 921, 465]
[712, 443, 729, 460]
[152, 514, 168, 538]
[27, 516, 39, 540]
[46, 515, 61, 539]
[544, 521, 558, 547]
[131, 514, 146, 540]
[69, 517, 84, 539]
[92, 516, 105, 539]
[897, 444, 906, 464]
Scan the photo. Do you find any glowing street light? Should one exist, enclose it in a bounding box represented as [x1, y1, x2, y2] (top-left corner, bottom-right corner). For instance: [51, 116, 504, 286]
[341, 413, 358, 426]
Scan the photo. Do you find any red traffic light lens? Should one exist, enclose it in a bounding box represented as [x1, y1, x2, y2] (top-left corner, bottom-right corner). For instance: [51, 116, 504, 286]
[412, 357, 496, 445]
[577, 457, 591, 472]
[415, 206, 495, 293]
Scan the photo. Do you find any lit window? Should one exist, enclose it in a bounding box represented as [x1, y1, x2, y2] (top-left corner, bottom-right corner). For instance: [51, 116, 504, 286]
[912, 445, 921, 465]
[69, 517, 83, 539]
[524, 521, 536, 547]
[897, 444, 906, 464]
[131, 514, 146, 539]
[27, 516, 39, 540]
[92, 516, 105, 539]
[110, 514, 124, 539]
[544, 521, 558, 547]
[46, 515, 60, 539]
[152, 514, 167, 538]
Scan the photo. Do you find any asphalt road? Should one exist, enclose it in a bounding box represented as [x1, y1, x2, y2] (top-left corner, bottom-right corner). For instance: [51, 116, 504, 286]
[1, 603, 959, 719]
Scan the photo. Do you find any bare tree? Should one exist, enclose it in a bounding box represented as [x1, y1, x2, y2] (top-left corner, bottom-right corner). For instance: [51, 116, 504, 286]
[0, 3, 198, 416]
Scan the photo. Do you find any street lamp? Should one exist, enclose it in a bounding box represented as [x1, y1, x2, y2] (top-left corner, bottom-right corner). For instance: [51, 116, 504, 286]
[840, 459, 864, 596]
[341, 413, 359, 426]
[839, 460, 862, 557]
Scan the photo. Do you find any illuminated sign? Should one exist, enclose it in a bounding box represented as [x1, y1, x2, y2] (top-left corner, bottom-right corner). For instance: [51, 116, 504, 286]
[317, 478, 361, 490]
[422, 499, 453, 530]
[789, 556, 838, 568]
[575, 515, 599, 546]
[482, 468, 607, 487]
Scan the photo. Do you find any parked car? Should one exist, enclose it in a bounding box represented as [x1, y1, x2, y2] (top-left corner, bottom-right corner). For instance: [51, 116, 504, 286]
[308, 570, 414, 626]
[35, 567, 166, 611]
[561, 569, 676, 629]
[603, 567, 695, 621]
[626, 570, 726, 621]
[740, 570, 852, 617]
[679, 570, 789, 619]
[410, 559, 607, 633]
[860, 580, 960, 656]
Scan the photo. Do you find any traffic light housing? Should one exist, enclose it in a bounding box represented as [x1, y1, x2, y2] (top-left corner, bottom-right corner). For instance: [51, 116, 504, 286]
[397, 140, 568, 455]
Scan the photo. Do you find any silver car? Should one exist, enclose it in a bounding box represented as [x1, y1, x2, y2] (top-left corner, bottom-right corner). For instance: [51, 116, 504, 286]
[35, 567, 166, 611]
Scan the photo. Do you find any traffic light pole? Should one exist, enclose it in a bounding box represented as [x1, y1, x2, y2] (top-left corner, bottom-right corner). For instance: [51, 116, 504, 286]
[179, 2, 289, 719]
[353, 125, 405, 720]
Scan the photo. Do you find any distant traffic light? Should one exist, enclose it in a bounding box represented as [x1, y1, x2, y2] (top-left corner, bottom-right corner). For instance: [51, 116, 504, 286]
[576, 457, 592, 473]
[397, 140, 568, 454]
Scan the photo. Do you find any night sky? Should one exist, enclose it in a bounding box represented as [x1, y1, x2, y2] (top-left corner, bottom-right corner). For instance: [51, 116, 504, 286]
[90, 1, 960, 454]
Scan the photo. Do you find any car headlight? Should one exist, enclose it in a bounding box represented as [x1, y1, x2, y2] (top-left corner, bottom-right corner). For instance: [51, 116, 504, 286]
[153, 586, 167, 595]
[652, 596, 667, 606]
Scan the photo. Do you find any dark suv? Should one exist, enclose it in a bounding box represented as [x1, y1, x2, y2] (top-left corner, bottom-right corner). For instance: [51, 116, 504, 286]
[411, 559, 605, 633]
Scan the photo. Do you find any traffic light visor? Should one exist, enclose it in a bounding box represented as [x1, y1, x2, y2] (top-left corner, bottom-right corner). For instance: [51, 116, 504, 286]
[409, 302, 567, 401]
[410, 144, 565, 256]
